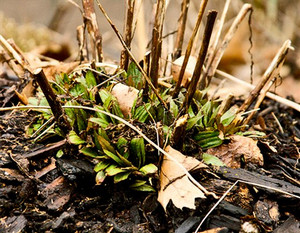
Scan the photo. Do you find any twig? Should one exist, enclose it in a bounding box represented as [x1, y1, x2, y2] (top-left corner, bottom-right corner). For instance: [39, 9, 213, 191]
[182, 11, 218, 112]
[271, 112, 284, 134]
[120, 0, 135, 70]
[172, 0, 208, 98]
[200, 4, 252, 89]
[82, 0, 103, 62]
[238, 40, 292, 113]
[173, 0, 190, 60]
[0, 105, 216, 198]
[95, 0, 168, 109]
[215, 69, 300, 113]
[32, 68, 71, 134]
[150, 0, 166, 88]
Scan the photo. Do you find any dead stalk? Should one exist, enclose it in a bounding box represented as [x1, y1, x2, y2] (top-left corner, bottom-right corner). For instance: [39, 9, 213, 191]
[82, 0, 103, 62]
[33, 68, 71, 134]
[150, 0, 166, 88]
[172, 0, 208, 98]
[182, 11, 218, 112]
[216, 69, 300, 113]
[238, 40, 292, 113]
[199, 3, 252, 89]
[173, 0, 190, 60]
[120, 0, 135, 70]
[95, 0, 168, 109]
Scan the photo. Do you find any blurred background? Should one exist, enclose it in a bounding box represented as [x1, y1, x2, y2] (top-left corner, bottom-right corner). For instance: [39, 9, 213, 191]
[0, 0, 300, 100]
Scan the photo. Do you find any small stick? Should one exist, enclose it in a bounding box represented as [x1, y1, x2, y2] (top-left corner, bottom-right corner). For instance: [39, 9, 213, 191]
[182, 11, 218, 112]
[33, 68, 71, 134]
[172, 0, 209, 98]
[215, 69, 300, 113]
[271, 112, 284, 135]
[95, 0, 168, 109]
[82, 0, 103, 62]
[150, 0, 166, 88]
[199, 4, 252, 89]
[173, 0, 190, 60]
[238, 40, 291, 113]
[120, 0, 135, 70]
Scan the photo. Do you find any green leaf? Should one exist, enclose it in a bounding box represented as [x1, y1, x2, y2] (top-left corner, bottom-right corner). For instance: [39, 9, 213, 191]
[56, 149, 64, 158]
[103, 149, 124, 166]
[116, 137, 128, 155]
[201, 101, 212, 127]
[130, 181, 155, 192]
[114, 171, 131, 183]
[95, 171, 106, 185]
[80, 147, 101, 158]
[169, 99, 178, 118]
[186, 112, 203, 130]
[99, 89, 112, 109]
[89, 117, 109, 129]
[70, 83, 88, 99]
[221, 108, 236, 127]
[194, 130, 219, 141]
[134, 103, 151, 123]
[112, 100, 124, 118]
[127, 62, 143, 89]
[96, 135, 116, 154]
[202, 153, 226, 166]
[105, 164, 124, 176]
[130, 137, 146, 168]
[197, 136, 223, 149]
[85, 70, 97, 88]
[139, 164, 158, 175]
[94, 161, 110, 172]
[68, 130, 85, 145]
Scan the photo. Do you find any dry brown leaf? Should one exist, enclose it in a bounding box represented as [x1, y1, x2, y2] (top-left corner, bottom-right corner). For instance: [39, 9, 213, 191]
[171, 56, 197, 87]
[111, 83, 138, 117]
[157, 146, 207, 211]
[207, 135, 264, 168]
[42, 61, 80, 81]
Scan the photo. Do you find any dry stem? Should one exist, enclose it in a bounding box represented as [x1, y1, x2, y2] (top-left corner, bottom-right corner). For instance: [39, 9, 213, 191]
[150, 0, 166, 88]
[173, 0, 190, 60]
[238, 40, 292, 113]
[82, 0, 103, 62]
[182, 10, 218, 111]
[120, 0, 135, 70]
[172, 0, 208, 98]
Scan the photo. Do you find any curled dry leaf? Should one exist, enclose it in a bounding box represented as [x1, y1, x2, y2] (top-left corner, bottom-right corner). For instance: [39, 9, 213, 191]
[157, 146, 207, 211]
[207, 135, 264, 168]
[111, 83, 138, 117]
[171, 56, 197, 87]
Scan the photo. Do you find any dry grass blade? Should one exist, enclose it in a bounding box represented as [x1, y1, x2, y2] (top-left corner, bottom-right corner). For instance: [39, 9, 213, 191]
[95, 0, 168, 109]
[172, 0, 209, 98]
[173, 0, 190, 60]
[82, 0, 103, 62]
[150, 0, 166, 88]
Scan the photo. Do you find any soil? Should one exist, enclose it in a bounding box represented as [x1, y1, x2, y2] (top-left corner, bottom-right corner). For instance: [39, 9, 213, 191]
[0, 95, 300, 233]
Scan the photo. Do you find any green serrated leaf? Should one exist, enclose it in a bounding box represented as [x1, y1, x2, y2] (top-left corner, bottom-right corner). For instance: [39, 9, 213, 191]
[139, 164, 158, 175]
[202, 153, 226, 166]
[89, 117, 109, 129]
[169, 99, 178, 118]
[114, 171, 131, 183]
[221, 108, 236, 126]
[85, 70, 97, 88]
[105, 164, 124, 176]
[68, 130, 85, 145]
[94, 161, 110, 172]
[103, 149, 124, 166]
[80, 147, 102, 158]
[130, 137, 145, 168]
[95, 171, 106, 185]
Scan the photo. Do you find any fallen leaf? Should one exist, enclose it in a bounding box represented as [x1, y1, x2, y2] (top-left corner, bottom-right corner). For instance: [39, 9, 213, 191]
[111, 83, 138, 117]
[207, 135, 264, 168]
[157, 146, 207, 211]
[171, 56, 197, 87]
